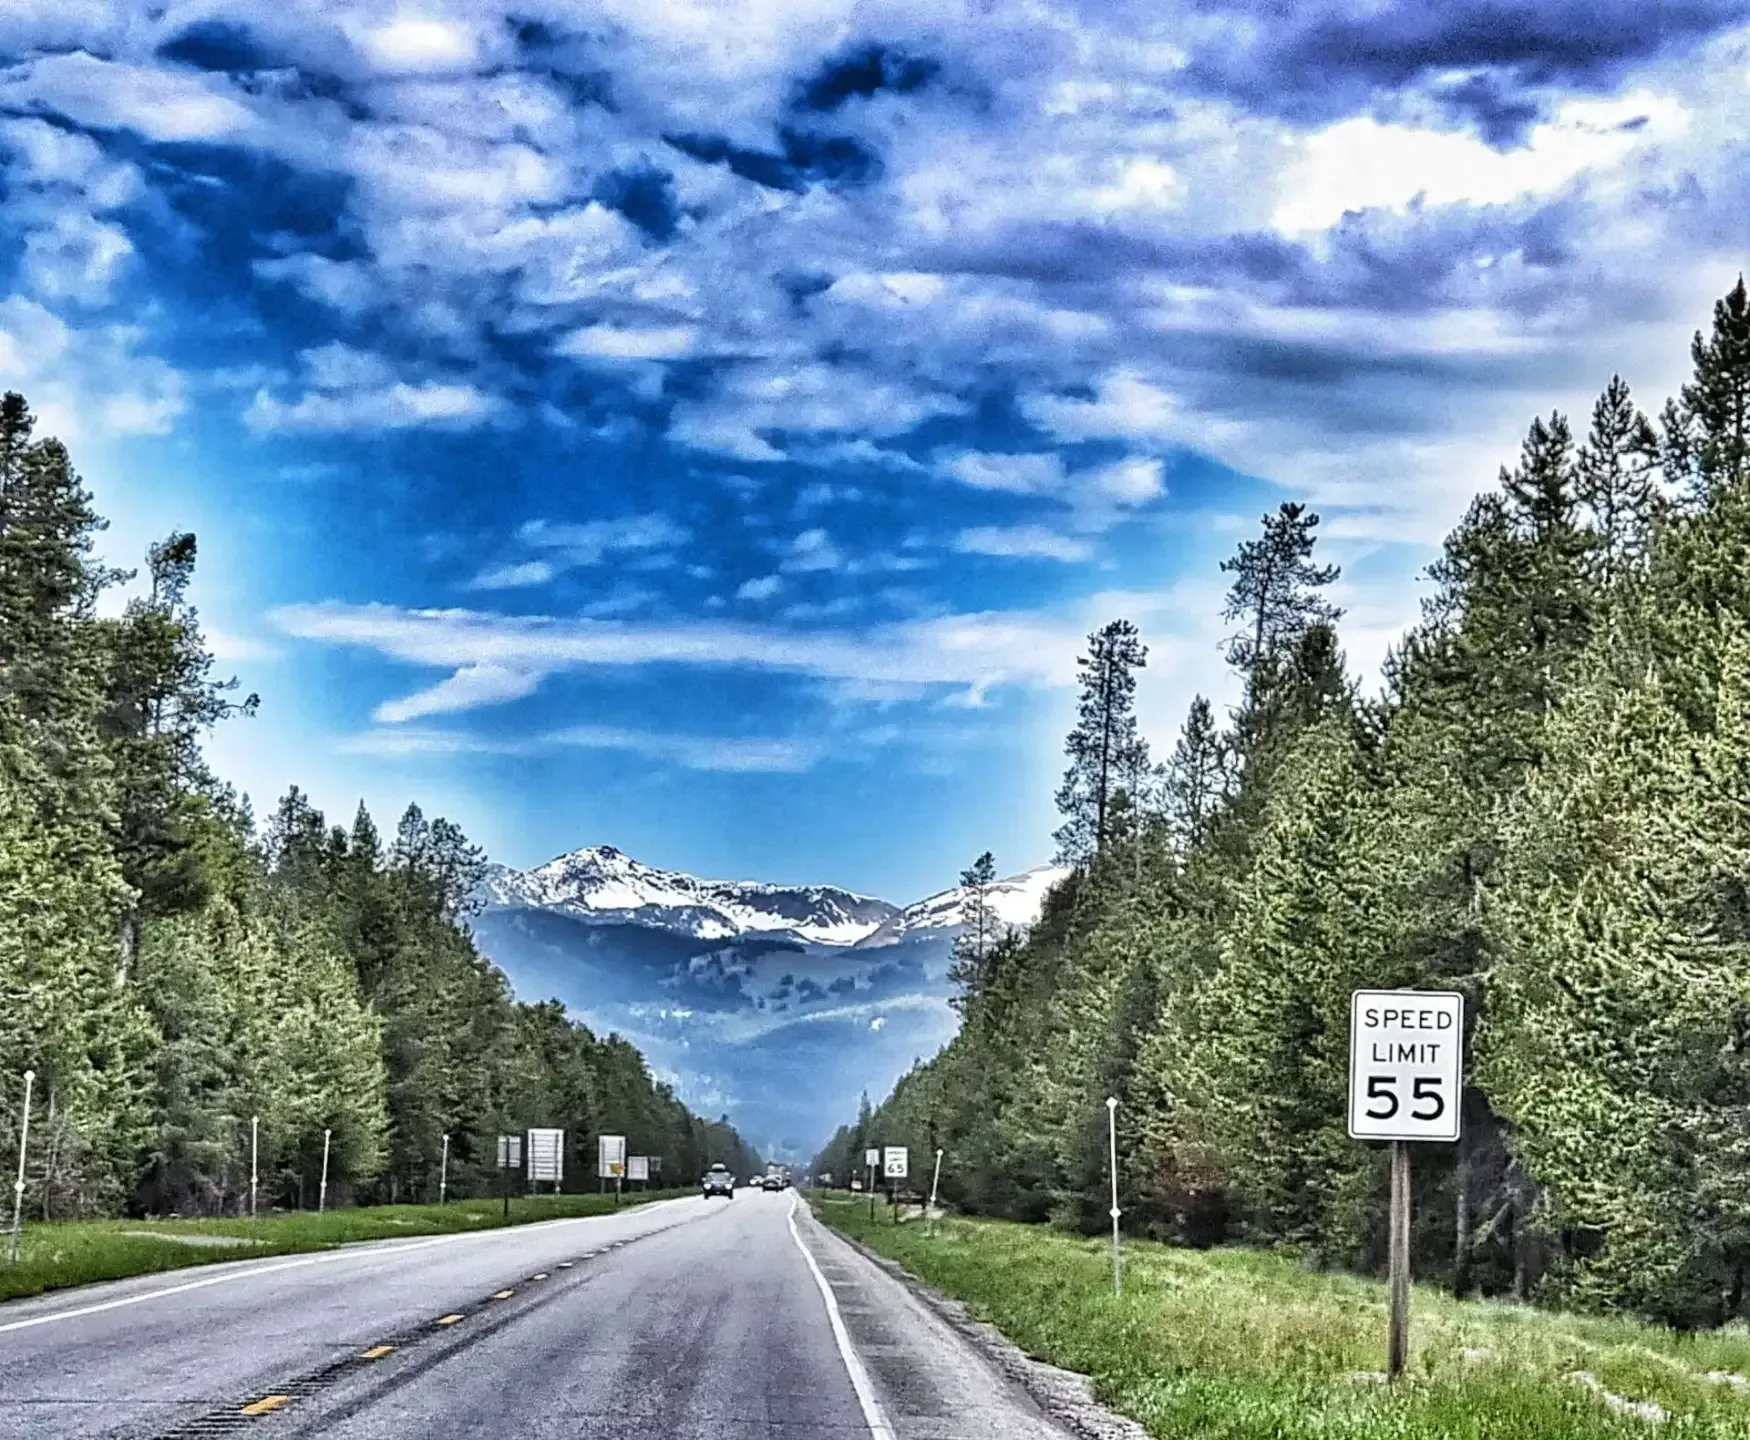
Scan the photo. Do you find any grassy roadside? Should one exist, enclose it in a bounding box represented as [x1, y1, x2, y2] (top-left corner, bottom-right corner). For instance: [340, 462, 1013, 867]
[0, 1188, 691, 1306]
[811, 1193, 1750, 1439]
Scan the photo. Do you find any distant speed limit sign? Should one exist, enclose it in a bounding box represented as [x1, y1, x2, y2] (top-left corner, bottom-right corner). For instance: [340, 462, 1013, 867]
[883, 1146, 908, 1179]
[1348, 990, 1463, 1142]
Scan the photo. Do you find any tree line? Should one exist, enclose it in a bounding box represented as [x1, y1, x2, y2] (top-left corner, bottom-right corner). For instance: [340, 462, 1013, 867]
[0, 391, 760, 1218]
[817, 279, 1750, 1330]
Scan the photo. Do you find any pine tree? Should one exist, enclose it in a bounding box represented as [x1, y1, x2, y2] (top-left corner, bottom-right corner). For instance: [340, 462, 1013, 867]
[1660, 276, 1750, 502]
[1162, 696, 1227, 853]
[947, 851, 1001, 1012]
[1576, 376, 1662, 584]
[1219, 501, 1342, 693]
[1053, 620, 1150, 865]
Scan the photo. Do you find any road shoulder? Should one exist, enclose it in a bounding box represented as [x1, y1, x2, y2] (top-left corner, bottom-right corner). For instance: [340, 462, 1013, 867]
[798, 1203, 1148, 1440]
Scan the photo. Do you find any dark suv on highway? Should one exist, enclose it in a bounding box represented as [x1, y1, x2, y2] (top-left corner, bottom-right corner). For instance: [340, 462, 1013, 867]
[702, 1164, 734, 1198]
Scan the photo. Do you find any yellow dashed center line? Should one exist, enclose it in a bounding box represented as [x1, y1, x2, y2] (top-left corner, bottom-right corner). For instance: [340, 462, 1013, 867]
[361, 1344, 395, 1360]
[240, 1395, 290, 1415]
[492, 1289, 516, 1300]
[531, 1272, 548, 1280]
[557, 1261, 573, 1269]
[437, 1313, 465, 1326]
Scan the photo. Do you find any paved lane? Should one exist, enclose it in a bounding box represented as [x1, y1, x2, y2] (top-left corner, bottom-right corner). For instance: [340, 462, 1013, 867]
[0, 1189, 1072, 1439]
[0, 1197, 715, 1439]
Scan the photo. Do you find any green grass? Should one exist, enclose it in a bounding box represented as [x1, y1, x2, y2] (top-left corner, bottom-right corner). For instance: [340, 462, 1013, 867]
[0, 1188, 691, 1305]
[811, 1193, 1750, 1438]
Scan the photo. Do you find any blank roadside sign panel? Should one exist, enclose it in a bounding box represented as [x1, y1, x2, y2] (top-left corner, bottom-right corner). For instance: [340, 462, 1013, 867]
[598, 1134, 626, 1178]
[526, 1128, 564, 1182]
[1348, 990, 1464, 1142]
[864, 1147, 880, 1169]
[496, 1134, 522, 1170]
[628, 1155, 649, 1182]
[883, 1146, 908, 1179]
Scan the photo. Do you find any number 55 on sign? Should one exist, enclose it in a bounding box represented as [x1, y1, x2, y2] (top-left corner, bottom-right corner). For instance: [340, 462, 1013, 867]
[1347, 990, 1463, 1142]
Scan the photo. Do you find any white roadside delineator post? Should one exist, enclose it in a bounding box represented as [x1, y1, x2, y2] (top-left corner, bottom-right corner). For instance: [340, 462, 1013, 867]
[319, 1128, 332, 1213]
[1107, 1096, 1122, 1296]
[929, 1148, 943, 1213]
[250, 1114, 259, 1220]
[9, 1070, 33, 1264]
[440, 1132, 450, 1204]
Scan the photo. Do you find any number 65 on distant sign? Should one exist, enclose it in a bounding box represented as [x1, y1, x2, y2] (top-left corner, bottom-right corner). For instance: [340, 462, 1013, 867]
[1347, 990, 1463, 1143]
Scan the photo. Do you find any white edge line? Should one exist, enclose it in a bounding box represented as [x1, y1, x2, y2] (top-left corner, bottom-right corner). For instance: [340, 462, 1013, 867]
[0, 1198, 693, 1337]
[788, 1194, 896, 1440]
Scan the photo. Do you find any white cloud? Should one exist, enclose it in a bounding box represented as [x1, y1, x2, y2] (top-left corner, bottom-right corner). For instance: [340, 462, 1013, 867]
[1273, 93, 1691, 234]
[781, 528, 844, 573]
[955, 525, 1094, 562]
[558, 324, 698, 361]
[374, 662, 543, 723]
[5, 52, 255, 143]
[1086, 455, 1166, 506]
[518, 514, 690, 565]
[245, 381, 498, 432]
[467, 560, 555, 591]
[357, 17, 481, 74]
[338, 722, 825, 773]
[938, 450, 1067, 494]
[737, 574, 784, 601]
[1020, 370, 1183, 445]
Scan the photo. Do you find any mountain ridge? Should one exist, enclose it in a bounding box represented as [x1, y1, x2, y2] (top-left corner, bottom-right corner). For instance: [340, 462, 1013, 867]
[468, 844, 1071, 1159]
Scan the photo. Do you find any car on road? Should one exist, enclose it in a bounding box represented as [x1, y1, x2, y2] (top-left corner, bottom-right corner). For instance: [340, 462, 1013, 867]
[701, 1164, 734, 1198]
[761, 1173, 783, 1191]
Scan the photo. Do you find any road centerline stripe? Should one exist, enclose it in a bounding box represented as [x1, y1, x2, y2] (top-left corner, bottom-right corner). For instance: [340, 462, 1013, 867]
[787, 1195, 896, 1440]
[436, 1313, 465, 1326]
[239, 1395, 290, 1415]
[360, 1344, 394, 1359]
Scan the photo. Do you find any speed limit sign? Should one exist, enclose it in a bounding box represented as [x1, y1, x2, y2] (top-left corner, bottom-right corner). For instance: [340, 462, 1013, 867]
[1347, 990, 1463, 1142]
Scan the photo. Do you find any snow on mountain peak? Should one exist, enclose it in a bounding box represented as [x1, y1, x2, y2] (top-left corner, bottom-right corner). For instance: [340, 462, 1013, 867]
[477, 845, 1067, 949]
[478, 845, 899, 945]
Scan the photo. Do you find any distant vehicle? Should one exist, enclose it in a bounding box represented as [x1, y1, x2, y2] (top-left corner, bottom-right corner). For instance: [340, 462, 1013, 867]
[702, 1164, 734, 1199]
[762, 1173, 783, 1191]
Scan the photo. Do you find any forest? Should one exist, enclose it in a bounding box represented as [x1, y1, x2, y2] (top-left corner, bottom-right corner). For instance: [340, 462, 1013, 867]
[816, 278, 1750, 1330]
[0, 390, 761, 1218]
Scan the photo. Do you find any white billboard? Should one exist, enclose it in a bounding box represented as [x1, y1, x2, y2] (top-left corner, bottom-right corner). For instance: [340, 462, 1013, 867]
[526, 1127, 564, 1183]
[1348, 990, 1464, 1143]
[598, 1134, 627, 1178]
[628, 1155, 649, 1182]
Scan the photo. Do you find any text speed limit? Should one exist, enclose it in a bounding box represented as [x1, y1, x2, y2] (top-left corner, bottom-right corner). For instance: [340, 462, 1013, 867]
[1347, 990, 1463, 1143]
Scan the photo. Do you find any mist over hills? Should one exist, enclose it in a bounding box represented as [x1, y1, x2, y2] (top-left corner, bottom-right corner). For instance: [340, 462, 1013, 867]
[468, 846, 1065, 1161]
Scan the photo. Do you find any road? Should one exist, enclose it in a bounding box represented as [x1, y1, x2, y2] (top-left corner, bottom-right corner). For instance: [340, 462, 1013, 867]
[0, 1189, 1071, 1439]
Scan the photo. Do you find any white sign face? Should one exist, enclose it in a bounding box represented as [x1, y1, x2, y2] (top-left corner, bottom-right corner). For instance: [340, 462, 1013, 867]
[864, 1147, 880, 1169]
[883, 1146, 908, 1179]
[628, 1155, 649, 1182]
[598, 1134, 627, 1178]
[1348, 990, 1464, 1142]
[496, 1134, 522, 1170]
[527, 1128, 564, 1182]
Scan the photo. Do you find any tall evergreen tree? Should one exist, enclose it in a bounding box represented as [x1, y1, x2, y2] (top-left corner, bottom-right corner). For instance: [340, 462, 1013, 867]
[1053, 620, 1150, 865]
[947, 851, 1001, 1012]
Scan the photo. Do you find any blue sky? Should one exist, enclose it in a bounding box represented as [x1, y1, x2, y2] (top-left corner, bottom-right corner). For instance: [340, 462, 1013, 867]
[2, 0, 1746, 901]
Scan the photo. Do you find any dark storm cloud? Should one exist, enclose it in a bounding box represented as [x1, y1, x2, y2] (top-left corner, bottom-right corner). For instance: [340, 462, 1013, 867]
[663, 128, 883, 193]
[791, 45, 942, 112]
[156, 20, 284, 74]
[1433, 72, 1546, 147]
[1183, 0, 1747, 126]
[591, 163, 681, 241]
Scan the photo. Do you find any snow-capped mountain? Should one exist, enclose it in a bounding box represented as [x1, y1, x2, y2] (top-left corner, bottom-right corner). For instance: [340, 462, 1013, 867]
[469, 845, 1069, 1160]
[477, 845, 899, 946]
[853, 864, 1070, 950]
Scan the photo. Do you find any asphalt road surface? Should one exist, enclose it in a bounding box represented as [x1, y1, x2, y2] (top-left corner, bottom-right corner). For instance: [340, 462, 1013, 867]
[0, 1189, 1071, 1439]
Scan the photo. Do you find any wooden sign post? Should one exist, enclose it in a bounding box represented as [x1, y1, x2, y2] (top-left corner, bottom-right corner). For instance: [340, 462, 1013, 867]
[1348, 990, 1464, 1380]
